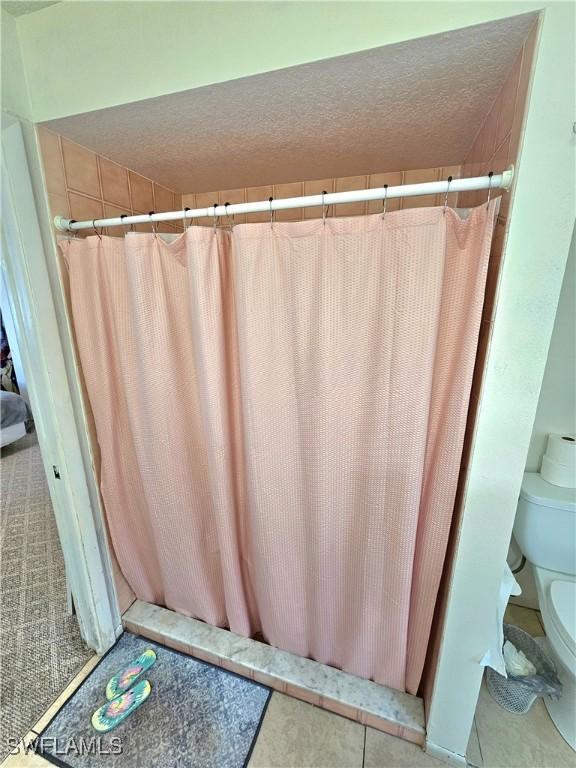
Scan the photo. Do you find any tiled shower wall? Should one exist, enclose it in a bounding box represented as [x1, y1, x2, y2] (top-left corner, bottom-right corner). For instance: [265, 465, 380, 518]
[35, 126, 183, 613]
[181, 165, 461, 225]
[38, 124, 463, 238]
[37, 127, 183, 236]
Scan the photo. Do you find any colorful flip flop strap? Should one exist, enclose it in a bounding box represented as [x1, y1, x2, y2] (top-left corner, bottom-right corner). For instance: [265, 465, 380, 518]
[105, 648, 157, 700]
[92, 679, 152, 733]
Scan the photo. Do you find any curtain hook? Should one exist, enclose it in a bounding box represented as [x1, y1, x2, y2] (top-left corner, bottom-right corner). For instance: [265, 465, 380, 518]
[92, 219, 102, 240]
[213, 203, 219, 234]
[381, 184, 389, 220]
[224, 202, 234, 229]
[322, 190, 329, 225]
[69, 220, 78, 238]
[443, 175, 453, 215]
[486, 171, 494, 208]
[120, 214, 131, 235]
[184, 207, 191, 231]
[148, 211, 157, 236]
[269, 197, 275, 229]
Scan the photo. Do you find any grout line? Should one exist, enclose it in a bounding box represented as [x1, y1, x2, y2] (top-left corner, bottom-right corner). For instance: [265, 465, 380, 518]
[31, 653, 102, 734]
[506, 45, 524, 150]
[56, 131, 168, 189]
[474, 715, 484, 766]
[58, 132, 70, 191]
[43, 133, 180, 229]
[127, 167, 136, 213]
[95, 152, 104, 203]
[361, 722, 367, 768]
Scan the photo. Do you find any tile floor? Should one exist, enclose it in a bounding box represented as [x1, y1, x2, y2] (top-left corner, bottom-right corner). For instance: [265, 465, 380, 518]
[470, 603, 575, 768]
[2, 605, 574, 767]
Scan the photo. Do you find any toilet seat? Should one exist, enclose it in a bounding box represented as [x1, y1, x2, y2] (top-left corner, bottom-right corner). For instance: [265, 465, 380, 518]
[533, 566, 576, 676]
[549, 580, 576, 656]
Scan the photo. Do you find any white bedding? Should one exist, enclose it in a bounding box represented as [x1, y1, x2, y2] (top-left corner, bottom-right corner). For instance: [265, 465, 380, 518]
[1, 421, 26, 448]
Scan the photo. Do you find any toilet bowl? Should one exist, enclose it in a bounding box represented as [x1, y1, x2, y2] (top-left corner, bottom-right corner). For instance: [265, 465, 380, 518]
[533, 566, 576, 749]
[513, 472, 576, 750]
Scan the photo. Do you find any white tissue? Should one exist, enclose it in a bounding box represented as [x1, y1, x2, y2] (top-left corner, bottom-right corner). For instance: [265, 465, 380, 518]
[480, 563, 522, 676]
[503, 640, 537, 677]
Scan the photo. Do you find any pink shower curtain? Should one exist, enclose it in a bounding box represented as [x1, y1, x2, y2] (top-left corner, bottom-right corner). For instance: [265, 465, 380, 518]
[60, 201, 497, 694]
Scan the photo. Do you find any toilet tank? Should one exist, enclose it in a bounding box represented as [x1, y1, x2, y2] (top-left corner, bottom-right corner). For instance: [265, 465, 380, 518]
[514, 473, 576, 576]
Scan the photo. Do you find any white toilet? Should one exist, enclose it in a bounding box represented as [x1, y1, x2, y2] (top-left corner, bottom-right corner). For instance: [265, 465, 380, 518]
[513, 472, 576, 750]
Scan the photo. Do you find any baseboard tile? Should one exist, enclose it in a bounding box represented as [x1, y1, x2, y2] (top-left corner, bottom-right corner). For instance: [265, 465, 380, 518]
[123, 600, 425, 744]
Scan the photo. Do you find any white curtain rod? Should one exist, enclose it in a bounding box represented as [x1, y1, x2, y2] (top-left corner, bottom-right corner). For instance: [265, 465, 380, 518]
[54, 167, 513, 232]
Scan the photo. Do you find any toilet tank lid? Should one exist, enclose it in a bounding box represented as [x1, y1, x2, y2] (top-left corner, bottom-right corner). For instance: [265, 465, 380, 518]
[520, 473, 576, 512]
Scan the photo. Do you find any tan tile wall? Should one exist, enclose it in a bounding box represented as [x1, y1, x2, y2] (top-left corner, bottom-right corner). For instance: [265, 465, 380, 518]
[37, 126, 182, 612]
[181, 165, 462, 226]
[37, 127, 184, 236]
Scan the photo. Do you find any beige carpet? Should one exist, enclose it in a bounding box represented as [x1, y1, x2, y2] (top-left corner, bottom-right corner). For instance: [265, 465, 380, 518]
[0, 432, 94, 759]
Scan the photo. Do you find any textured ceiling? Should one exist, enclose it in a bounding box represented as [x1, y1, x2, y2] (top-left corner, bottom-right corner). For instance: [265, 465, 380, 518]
[42, 12, 536, 193]
[2, 1, 59, 16]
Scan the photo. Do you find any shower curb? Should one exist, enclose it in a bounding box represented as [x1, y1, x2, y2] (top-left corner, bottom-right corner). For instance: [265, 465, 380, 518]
[123, 600, 425, 744]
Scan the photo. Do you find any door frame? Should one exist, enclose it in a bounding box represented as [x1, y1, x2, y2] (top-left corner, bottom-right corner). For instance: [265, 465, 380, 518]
[1, 114, 121, 653]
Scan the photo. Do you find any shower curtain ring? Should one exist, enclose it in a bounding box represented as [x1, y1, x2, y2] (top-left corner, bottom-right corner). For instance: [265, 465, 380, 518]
[486, 171, 494, 207]
[224, 202, 234, 229]
[121, 213, 134, 234]
[184, 207, 191, 231]
[443, 176, 453, 215]
[269, 197, 275, 228]
[92, 219, 102, 240]
[213, 203, 218, 234]
[148, 211, 157, 236]
[322, 191, 328, 225]
[381, 184, 389, 220]
[120, 214, 128, 234]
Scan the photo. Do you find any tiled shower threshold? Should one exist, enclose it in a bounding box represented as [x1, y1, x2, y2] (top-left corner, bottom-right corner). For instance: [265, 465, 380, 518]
[123, 600, 426, 745]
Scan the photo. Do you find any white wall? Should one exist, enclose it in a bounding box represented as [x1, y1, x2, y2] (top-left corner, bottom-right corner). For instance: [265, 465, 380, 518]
[1, 7, 125, 648]
[510, 223, 575, 609]
[7, 1, 549, 123]
[427, 3, 575, 760]
[0, 7, 31, 119]
[526, 228, 576, 470]
[2, 117, 122, 650]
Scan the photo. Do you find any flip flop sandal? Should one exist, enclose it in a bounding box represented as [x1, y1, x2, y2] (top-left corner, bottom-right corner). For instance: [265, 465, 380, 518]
[105, 648, 157, 700]
[91, 679, 152, 733]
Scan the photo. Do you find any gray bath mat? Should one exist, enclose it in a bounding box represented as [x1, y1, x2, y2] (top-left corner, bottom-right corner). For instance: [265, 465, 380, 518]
[35, 631, 271, 768]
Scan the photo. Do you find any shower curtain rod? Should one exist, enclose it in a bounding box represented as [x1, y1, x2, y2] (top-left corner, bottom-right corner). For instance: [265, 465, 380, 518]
[54, 167, 514, 232]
